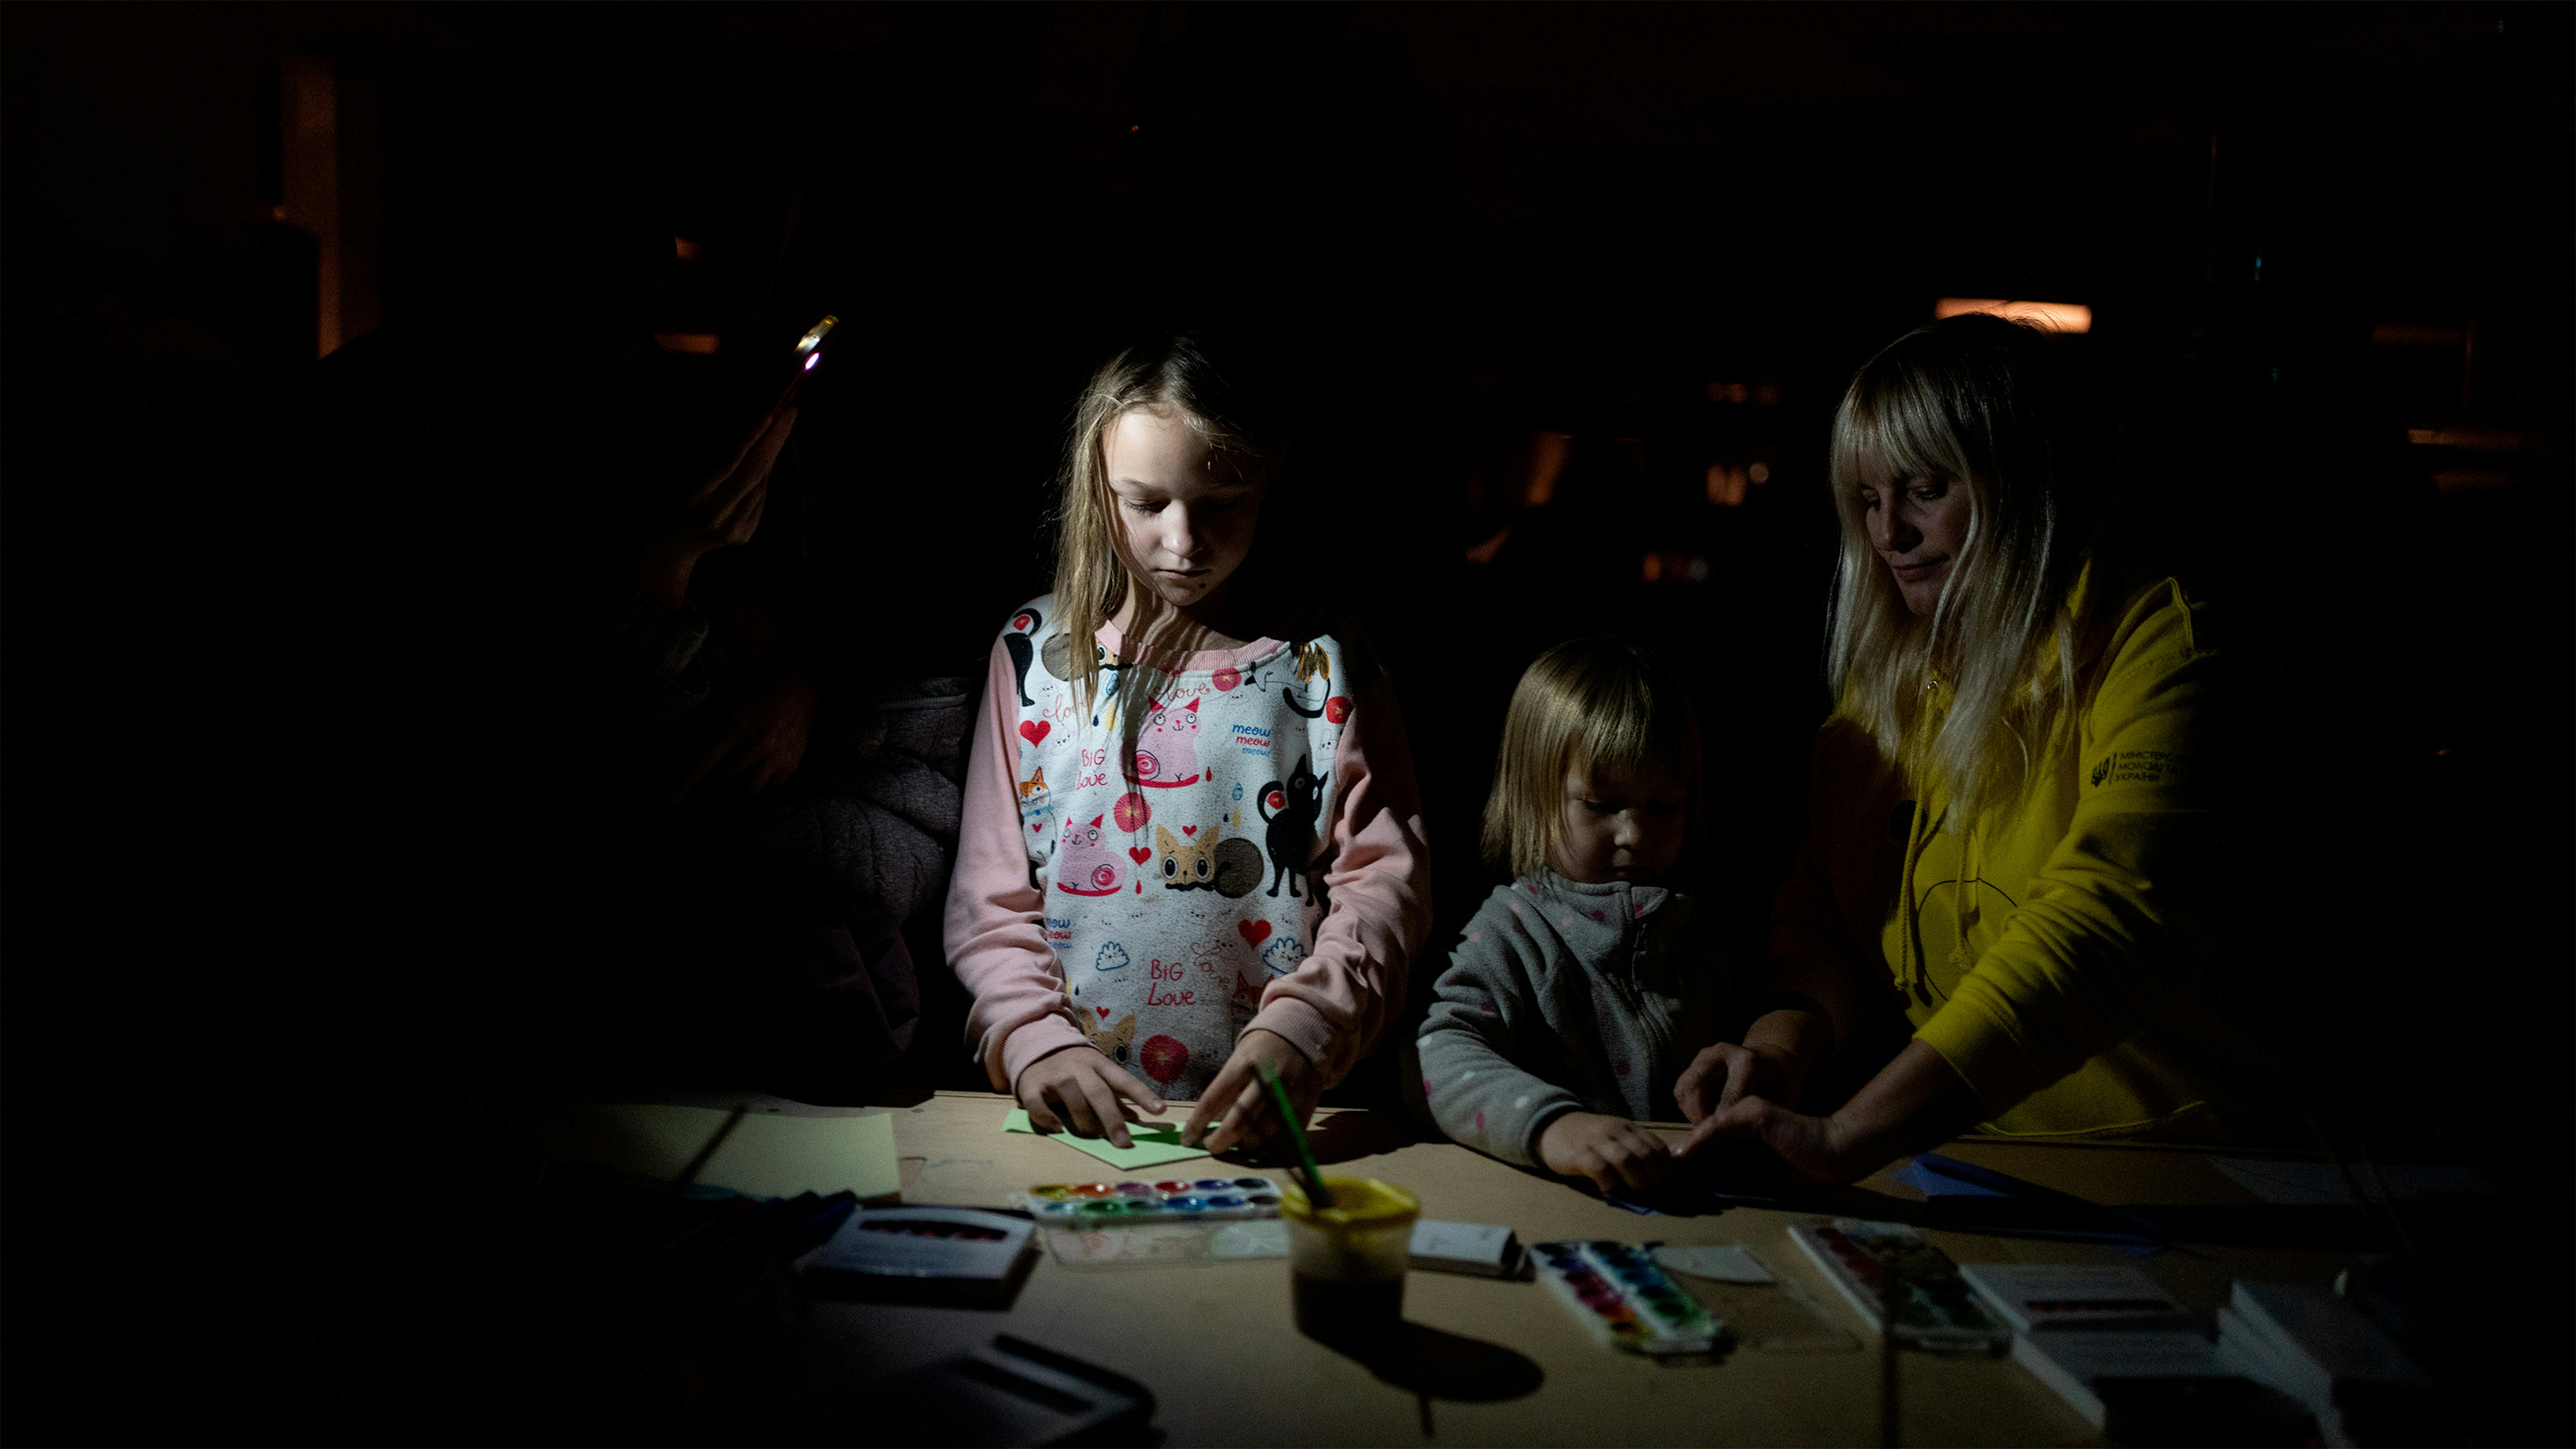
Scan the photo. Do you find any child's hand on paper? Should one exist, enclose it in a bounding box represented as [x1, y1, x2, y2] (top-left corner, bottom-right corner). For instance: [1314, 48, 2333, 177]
[1180, 1028, 1319, 1156]
[1018, 1044, 1166, 1150]
[1537, 1112, 1673, 1195]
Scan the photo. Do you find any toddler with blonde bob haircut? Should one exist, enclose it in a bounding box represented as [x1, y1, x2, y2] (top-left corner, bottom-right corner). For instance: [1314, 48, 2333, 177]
[1417, 637, 1724, 1194]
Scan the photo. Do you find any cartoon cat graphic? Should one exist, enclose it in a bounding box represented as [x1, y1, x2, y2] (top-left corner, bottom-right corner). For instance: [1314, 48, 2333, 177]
[1271, 641, 1327, 718]
[1019, 766, 1047, 800]
[1153, 820, 1265, 898]
[1005, 606, 1042, 707]
[1258, 753, 1330, 898]
[1229, 971, 1264, 1031]
[1053, 813, 1123, 897]
[1153, 822, 1218, 889]
[1081, 1011, 1138, 1066]
[1130, 696, 1204, 788]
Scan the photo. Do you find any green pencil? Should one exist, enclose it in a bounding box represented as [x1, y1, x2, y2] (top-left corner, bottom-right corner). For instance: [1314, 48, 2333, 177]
[1258, 1061, 1334, 1210]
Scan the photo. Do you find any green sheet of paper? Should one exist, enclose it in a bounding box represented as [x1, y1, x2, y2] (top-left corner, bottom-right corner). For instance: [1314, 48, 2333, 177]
[1002, 1107, 1209, 1170]
[548, 1104, 902, 1201]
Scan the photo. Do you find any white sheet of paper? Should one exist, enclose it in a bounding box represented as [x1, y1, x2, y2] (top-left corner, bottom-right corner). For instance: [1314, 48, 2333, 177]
[1409, 1220, 1516, 1269]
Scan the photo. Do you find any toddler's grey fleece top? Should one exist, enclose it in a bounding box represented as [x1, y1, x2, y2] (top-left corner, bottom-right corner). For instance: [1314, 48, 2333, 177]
[1418, 872, 1723, 1167]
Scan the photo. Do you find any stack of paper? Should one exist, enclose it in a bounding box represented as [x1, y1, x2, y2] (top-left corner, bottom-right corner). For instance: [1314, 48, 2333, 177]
[2009, 1326, 2238, 1430]
[1961, 1262, 2196, 1335]
[1972, 1264, 2292, 1437]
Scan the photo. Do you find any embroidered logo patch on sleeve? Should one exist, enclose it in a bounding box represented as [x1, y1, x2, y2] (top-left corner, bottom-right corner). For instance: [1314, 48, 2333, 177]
[2089, 750, 2181, 788]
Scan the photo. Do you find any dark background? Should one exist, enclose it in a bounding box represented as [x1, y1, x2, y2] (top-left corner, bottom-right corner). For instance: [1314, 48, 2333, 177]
[4, 3, 2568, 1441]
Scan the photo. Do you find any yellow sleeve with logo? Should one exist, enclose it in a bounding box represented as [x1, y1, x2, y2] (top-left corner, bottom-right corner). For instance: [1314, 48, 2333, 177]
[1913, 581, 2222, 1116]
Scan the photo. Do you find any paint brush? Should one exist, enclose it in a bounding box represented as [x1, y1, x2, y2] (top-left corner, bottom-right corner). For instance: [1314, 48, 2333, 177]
[1258, 1061, 1333, 1210]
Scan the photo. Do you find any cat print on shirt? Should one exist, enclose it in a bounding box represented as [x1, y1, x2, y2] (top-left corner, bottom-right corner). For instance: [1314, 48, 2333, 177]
[1054, 814, 1123, 897]
[1082, 1010, 1138, 1066]
[1130, 697, 1203, 788]
[1277, 641, 1355, 724]
[1004, 606, 1042, 707]
[1153, 822, 1218, 890]
[1003, 595, 1354, 1101]
[1258, 753, 1330, 899]
[1153, 819, 1264, 899]
[1278, 641, 1327, 718]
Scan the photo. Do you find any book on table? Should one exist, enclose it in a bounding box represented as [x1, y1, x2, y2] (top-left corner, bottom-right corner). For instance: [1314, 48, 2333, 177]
[1959, 1262, 2195, 1336]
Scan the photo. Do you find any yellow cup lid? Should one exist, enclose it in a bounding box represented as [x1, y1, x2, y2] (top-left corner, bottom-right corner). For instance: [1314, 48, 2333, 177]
[1279, 1177, 1419, 1229]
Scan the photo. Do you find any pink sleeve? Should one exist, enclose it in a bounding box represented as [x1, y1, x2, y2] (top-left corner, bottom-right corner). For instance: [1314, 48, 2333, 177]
[1247, 672, 1431, 1087]
[942, 634, 1091, 1092]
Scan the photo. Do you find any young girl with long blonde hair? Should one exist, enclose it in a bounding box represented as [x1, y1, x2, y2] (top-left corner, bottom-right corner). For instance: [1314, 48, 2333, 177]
[943, 336, 1429, 1153]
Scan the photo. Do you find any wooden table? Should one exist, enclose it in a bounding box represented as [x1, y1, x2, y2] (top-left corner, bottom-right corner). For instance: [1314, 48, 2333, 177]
[793, 1090, 2342, 1446]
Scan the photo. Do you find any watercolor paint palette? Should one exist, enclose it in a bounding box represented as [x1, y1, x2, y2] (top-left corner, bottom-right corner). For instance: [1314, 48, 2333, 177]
[1785, 1218, 2012, 1355]
[1013, 1176, 1286, 1223]
[1531, 1240, 1725, 1356]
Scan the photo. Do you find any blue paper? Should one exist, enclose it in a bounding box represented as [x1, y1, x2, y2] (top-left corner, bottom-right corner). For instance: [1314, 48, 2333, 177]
[1889, 1156, 2011, 1197]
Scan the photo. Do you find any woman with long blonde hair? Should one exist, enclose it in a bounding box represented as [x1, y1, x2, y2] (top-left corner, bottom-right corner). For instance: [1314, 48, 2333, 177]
[943, 335, 1429, 1154]
[1673, 314, 2263, 1180]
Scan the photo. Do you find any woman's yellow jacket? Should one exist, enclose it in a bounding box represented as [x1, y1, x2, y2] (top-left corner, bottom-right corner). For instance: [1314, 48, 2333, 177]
[1774, 570, 2266, 1140]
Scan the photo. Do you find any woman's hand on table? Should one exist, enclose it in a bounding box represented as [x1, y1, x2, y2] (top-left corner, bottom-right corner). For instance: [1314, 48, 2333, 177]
[1181, 1028, 1319, 1156]
[1673, 1005, 1833, 1122]
[1017, 1044, 1166, 1150]
[1673, 1041, 1801, 1123]
[1672, 1040, 1984, 1185]
[1536, 1112, 1673, 1195]
[1669, 1097, 1857, 1183]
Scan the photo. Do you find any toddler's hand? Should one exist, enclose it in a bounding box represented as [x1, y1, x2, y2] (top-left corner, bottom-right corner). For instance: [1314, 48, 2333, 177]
[1017, 1044, 1166, 1150]
[1536, 1112, 1672, 1195]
